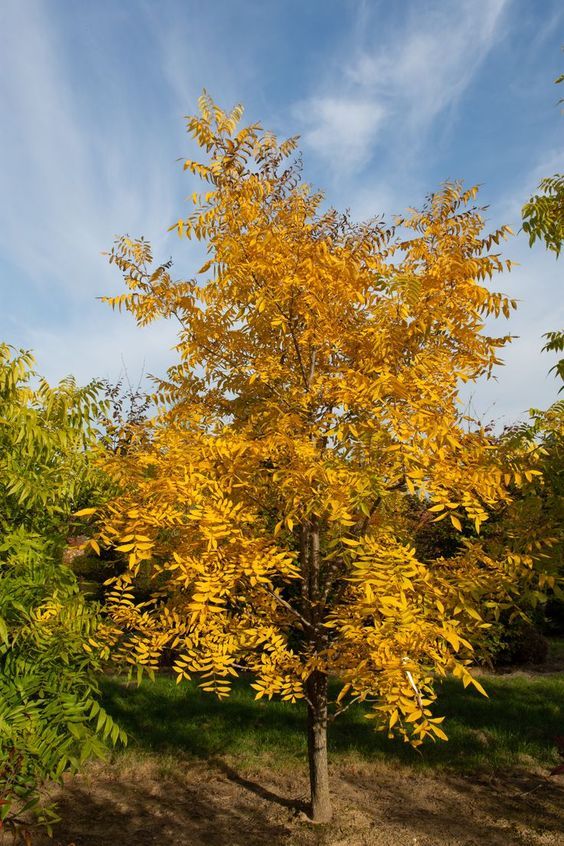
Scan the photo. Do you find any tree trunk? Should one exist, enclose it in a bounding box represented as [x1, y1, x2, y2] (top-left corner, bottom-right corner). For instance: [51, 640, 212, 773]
[306, 670, 331, 823]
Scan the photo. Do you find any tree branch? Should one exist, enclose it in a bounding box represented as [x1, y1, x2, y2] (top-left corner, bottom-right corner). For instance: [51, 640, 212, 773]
[261, 584, 315, 631]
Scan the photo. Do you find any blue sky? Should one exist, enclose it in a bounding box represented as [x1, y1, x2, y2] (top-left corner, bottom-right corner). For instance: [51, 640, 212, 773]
[0, 0, 562, 425]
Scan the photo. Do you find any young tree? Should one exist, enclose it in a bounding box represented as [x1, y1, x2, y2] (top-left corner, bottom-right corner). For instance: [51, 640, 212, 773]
[491, 334, 564, 649]
[0, 345, 124, 836]
[93, 96, 551, 822]
[521, 68, 563, 387]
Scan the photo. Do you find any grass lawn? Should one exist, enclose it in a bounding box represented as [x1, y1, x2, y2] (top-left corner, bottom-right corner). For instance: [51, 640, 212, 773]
[35, 655, 563, 845]
[101, 663, 563, 776]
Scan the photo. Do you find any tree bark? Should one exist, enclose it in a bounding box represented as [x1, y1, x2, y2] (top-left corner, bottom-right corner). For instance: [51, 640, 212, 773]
[301, 516, 331, 821]
[306, 670, 331, 823]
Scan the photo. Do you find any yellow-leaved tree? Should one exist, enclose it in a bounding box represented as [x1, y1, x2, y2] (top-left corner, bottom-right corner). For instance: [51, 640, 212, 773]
[91, 95, 553, 822]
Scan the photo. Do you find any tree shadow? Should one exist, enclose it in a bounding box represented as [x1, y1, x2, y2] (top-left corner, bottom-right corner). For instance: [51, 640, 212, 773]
[33, 765, 296, 846]
[213, 759, 309, 814]
[35, 756, 563, 846]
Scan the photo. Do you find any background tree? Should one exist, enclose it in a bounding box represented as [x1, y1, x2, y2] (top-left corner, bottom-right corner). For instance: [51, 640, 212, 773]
[521, 66, 563, 387]
[489, 334, 564, 655]
[504, 64, 564, 643]
[500, 401, 563, 637]
[521, 66, 563, 257]
[91, 96, 555, 823]
[521, 173, 564, 258]
[67, 375, 154, 602]
[0, 344, 125, 837]
[99, 372, 152, 455]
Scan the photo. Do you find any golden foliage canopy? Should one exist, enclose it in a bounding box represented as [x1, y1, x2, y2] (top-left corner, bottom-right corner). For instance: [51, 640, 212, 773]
[93, 94, 554, 746]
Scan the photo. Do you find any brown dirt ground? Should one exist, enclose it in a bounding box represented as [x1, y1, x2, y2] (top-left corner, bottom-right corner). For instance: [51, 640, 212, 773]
[30, 754, 563, 846]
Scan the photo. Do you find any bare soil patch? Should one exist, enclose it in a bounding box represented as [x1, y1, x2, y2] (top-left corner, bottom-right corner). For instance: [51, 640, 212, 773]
[34, 755, 563, 846]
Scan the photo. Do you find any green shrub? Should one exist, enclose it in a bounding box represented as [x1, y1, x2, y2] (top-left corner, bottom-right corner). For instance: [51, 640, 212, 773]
[0, 344, 124, 837]
[495, 621, 549, 666]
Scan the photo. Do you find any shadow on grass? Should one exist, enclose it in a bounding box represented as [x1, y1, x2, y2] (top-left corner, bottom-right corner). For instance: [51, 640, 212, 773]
[101, 671, 563, 774]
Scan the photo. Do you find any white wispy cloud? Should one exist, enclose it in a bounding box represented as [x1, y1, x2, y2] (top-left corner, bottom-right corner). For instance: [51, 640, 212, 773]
[26, 313, 179, 389]
[0, 1, 177, 296]
[295, 97, 386, 173]
[0, 0, 188, 383]
[295, 0, 510, 173]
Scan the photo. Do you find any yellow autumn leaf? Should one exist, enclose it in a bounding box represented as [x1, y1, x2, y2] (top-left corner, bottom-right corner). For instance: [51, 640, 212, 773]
[431, 724, 448, 741]
[469, 676, 488, 697]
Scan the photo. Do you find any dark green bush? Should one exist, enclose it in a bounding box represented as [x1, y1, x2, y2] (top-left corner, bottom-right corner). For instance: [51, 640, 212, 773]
[495, 621, 549, 666]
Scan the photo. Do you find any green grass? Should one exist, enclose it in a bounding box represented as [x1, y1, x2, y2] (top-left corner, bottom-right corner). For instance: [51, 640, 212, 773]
[101, 667, 563, 776]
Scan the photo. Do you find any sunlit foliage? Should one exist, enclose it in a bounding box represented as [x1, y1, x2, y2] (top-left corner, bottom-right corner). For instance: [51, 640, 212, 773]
[91, 96, 556, 820]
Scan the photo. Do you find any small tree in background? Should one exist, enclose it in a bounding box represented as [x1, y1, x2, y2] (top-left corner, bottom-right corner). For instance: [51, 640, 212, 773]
[99, 373, 152, 454]
[522, 66, 563, 388]
[90, 96, 556, 822]
[492, 338, 564, 647]
[0, 345, 125, 837]
[69, 376, 154, 602]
